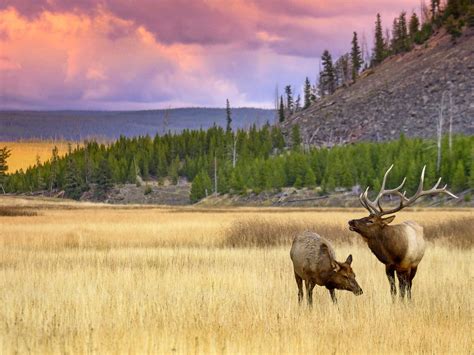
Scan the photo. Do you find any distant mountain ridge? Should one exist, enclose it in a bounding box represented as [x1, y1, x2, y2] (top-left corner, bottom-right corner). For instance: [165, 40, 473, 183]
[282, 29, 474, 146]
[0, 107, 275, 141]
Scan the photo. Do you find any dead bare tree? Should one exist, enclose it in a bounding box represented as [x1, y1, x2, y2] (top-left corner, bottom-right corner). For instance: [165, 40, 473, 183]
[232, 135, 237, 168]
[437, 91, 447, 174]
[448, 91, 453, 154]
[162, 107, 170, 135]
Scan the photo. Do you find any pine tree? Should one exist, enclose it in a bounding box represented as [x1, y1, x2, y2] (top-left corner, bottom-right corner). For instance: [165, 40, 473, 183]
[95, 158, 113, 200]
[409, 12, 420, 39]
[279, 96, 285, 123]
[0, 146, 11, 194]
[128, 157, 140, 185]
[320, 50, 335, 95]
[398, 12, 410, 52]
[64, 155, 83, 200]
[35, 155, 46, 190]
[168, 156, 180, 185]
[452, 161, 466, 192]
[225, 99, 232, 132]
[351, 32, 363, 80]
[303, 77, 312, 109]
[304, 167, 316, 188]
[373, 13, 386, 65]
[391, 18, 400, 53]
[291, 125, 302, 151]
[190, 169, 212, 203]
[285, 85, 294, 113]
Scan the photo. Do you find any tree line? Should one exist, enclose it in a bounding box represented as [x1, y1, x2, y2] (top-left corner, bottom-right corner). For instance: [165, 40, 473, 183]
[2, 129, 472, 202]
[278, 0, 474, 122]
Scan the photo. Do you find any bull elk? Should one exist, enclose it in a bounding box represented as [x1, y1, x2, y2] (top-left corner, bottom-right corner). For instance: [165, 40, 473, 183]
[290, 232, 363, 305]
[348, 165, 457, 300]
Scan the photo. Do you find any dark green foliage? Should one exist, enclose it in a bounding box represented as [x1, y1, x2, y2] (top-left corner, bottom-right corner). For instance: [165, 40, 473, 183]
[409, 12, 420, 39]
[303, 77, 311, 109]
[285, 85, 294, 113]
[414, 22, 433, 44]
[351, 32, 363, 80]
[444, 0, 469, 20]
[168, 156, 180, 185]
[452, 161, 467, 191]
[391, 12, 411, 54]
[291, 125, 302, 151]
[279, 96, 285, 123]
[320, 50, 336, 96]
[190, 169, 212, 203]
[64, 155, 83, 200]
[4, 128, 472, 204]
[226, 99, 232, 132]
[0, 146, 11, 193]
[372, 13, 387, 65]
[445, 15, 463, 40]
[95, 158, 113, 200]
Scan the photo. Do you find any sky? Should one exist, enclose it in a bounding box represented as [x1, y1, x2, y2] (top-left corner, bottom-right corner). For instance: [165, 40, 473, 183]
[0, 0, 421, 110]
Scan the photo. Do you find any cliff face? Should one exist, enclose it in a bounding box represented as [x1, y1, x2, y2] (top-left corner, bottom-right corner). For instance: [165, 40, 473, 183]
[282, 29, 474, 146]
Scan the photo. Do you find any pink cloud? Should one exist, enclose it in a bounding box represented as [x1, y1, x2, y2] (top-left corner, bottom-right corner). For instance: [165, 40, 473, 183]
[0, 1, 421, 109]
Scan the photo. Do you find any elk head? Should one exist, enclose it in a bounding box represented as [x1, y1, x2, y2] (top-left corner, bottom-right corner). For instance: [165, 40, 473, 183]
[348, 164, 457, 238]
[327, 252, 363, 295]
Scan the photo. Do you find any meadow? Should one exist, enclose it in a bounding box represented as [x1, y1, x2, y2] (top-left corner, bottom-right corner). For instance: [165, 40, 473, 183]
[0, 141, 76, 173]
[0, 196, 472, 354]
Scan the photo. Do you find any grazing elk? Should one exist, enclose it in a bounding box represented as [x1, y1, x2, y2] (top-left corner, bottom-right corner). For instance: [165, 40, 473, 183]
[290, 231, 363, 305]
[348, 165, 457, 300]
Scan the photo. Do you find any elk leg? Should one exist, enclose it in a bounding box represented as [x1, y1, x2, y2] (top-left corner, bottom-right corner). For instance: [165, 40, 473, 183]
[385, 265, 397, 300]
[396, 270, 409, 300]
[294, 273, 303, 304]
[407, 267, 418, 301]
[305, 280, 315, 306]
[329, 289, 337, 304]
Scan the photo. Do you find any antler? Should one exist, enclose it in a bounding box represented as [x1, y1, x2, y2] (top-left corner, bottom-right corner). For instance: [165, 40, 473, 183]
[359, 164, 458, 216]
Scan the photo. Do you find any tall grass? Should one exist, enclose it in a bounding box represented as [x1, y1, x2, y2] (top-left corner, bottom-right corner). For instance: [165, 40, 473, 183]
[224, 215, 474, 248]
[0, 199, 472, 353]
[223, 218, 353, 247]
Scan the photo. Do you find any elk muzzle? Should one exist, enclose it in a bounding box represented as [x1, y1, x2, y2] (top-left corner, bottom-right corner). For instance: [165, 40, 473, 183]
[352, 281, 363, 296]
[348, 219, 357, 231]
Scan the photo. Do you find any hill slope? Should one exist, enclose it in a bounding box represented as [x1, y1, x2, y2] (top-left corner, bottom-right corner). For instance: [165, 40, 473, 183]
[282, 29, 474, 146]
[0, 107, 275, 141]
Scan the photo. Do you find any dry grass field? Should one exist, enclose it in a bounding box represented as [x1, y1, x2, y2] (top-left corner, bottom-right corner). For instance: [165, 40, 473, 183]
[0, 196, 472, 354]
[0, 141, 76, 173]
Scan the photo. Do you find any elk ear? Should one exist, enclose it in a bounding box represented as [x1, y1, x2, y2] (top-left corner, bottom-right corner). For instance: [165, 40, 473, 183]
[382, 215, 396, 225]
[332, 261, 341, 272]
[345, 254, 353, 265]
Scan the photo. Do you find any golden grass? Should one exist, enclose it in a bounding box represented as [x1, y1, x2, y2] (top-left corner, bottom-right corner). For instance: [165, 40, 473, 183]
[0, 141, 75, 173]
[0, 197, 473, 354]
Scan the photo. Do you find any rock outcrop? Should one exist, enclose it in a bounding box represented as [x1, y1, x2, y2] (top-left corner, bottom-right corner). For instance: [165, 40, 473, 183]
[282, 29, 474, 146]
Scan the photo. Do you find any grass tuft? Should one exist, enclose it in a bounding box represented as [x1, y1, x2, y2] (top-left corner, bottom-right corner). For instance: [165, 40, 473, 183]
[0, 206, 38, 217]
[223, 218, 353, 248]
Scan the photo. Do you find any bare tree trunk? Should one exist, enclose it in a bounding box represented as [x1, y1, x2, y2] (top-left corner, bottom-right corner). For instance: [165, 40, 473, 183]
[214, 155, 217, 195]
[448, 91, 453, 154]
[437, 92, 447, 174]
[0, 184, 5, 195]
[232, 136, 237, 168]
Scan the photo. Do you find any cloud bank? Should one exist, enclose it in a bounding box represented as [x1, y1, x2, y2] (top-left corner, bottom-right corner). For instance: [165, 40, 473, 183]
[0, 1, 420, 109]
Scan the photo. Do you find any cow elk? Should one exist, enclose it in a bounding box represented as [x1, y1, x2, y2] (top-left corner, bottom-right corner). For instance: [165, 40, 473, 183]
[348, 165, 457, 301]
[290, 231, 363, 305]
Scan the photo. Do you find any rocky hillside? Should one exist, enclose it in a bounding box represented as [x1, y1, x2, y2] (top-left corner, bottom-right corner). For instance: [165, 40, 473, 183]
[282, 28, 474, 146]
